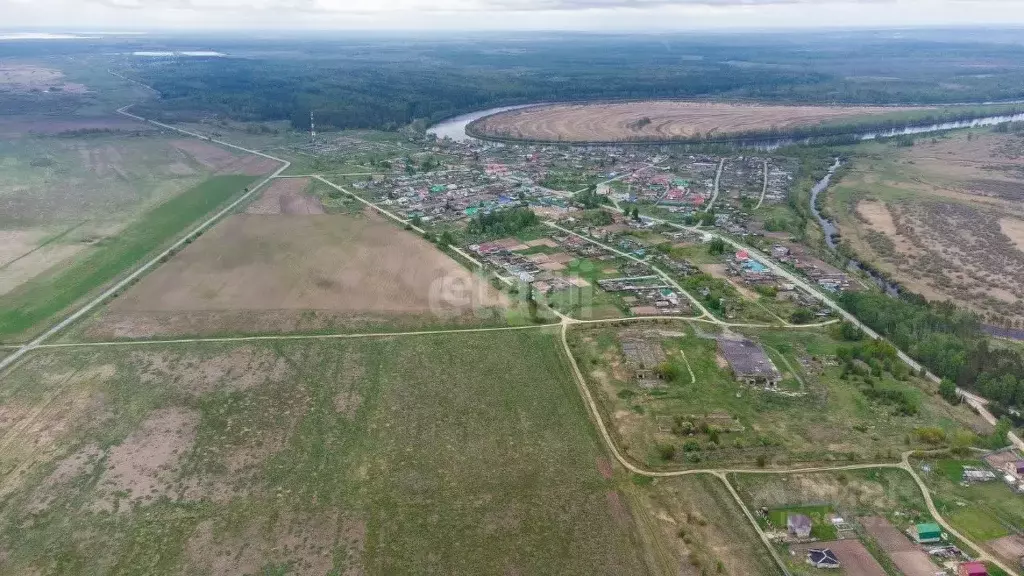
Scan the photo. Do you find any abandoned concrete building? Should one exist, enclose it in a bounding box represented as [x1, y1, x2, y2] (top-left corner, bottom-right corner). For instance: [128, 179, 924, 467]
[717, 338, 782, 388]
[620, 334, 667, 384]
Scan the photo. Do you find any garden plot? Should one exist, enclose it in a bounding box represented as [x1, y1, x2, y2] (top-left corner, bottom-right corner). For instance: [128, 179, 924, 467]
[88, 210, 508, 338]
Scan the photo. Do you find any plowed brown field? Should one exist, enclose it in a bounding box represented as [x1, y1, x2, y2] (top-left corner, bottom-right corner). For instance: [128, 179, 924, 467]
[474, 101, 920, 142]
[90, 210, 507, 337]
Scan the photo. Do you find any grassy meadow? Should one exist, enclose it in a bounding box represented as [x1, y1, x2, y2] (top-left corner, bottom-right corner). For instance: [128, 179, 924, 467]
[566, 321, 987, 470]
[0, 329, 650, 575]
[0, 175, 256, 341]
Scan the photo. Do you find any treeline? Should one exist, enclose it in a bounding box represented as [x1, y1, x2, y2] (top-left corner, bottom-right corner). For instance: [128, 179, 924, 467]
[131, 57, 827, 131]
[839, 291, 1024, 410]
[121, 34, 1024, 133]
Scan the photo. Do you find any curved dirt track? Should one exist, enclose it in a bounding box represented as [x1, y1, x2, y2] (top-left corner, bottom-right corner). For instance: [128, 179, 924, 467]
[474, 101, 917, 142]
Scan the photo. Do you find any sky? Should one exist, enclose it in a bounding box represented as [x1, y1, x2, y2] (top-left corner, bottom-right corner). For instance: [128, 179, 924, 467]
[3, 0, 1024, 32]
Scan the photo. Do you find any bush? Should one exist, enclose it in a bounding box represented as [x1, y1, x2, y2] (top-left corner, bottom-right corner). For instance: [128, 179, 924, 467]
[914, 427, 947, 445]
[657, 362, 682, 383]
[939, 379, 960, 404]
[657, 443, 677, 461]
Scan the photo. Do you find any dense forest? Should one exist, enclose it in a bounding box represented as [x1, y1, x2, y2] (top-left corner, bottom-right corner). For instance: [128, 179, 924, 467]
[88, 31, 1024, 132]
[839, 291, 1024, 414]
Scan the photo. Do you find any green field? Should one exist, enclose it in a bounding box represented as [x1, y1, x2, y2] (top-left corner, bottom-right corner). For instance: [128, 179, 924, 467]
[631, 474, 785, 575]
[731, 468, 934, 525]
[766, 505, 838, 540]
[0, 175, 256, 341]
[567, 321, 986, 469]
[0, 329, 649, 575]
[913, 458, 1024, 545]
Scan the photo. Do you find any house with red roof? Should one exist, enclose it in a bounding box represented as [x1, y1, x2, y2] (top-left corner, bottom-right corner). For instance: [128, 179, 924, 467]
[958, 561, 988, 576]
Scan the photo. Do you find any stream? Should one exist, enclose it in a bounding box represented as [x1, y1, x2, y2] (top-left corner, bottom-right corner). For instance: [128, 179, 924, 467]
[810, 159, 902, 297]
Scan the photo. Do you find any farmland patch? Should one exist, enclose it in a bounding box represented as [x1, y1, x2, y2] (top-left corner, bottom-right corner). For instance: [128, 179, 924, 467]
[0, 331, 647, 575]
[245, 177, 323, 214]
[473, 101, 925, 143]
[0, 175, 257, 341]
[89, 211, 508, 338]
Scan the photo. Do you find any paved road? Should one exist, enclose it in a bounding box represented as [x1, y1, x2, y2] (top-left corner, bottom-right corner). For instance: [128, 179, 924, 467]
[0, 106, 291, 375]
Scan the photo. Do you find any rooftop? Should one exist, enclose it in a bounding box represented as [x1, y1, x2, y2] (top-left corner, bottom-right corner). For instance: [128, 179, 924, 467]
[718, 338, 781, 380]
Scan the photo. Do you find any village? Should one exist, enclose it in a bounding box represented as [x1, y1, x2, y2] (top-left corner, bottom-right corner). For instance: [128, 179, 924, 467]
[332, 132, 862, 323]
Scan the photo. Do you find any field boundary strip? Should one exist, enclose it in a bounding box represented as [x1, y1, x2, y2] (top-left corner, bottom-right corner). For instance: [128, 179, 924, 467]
[0, 105, 291, 375]
[32, 323, 558, 349]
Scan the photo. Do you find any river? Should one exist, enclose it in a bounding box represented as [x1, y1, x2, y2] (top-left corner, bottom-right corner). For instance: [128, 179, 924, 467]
[426, 104, 543, 142]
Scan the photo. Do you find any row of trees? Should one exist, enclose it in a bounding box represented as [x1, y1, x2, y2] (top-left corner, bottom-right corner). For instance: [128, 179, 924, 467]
[838, 291, 1024, 412]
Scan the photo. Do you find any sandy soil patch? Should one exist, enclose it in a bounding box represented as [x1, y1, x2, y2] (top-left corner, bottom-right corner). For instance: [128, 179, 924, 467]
[860, 516, 937, 576]
[1000, 217, 1024, 254]
[701, 263, 759, 301]
[0, 64, 87, 93]
[132, 347, 291, 396]
[183, 512, 365, 576]
[606, 491, 630, 527]
[791, 540, 886, 576]
[549, 252, 575, 264]
[0, 241, 87, 296]
[0, 230, 48, 266]
[171, 140, 278, 176]
[525, 238, 558, 248]
[475, 101, 924, 143]
[28, 443, 103, 512]
[246, 177, 324, 215]
[0, 365, 113, 498]
[989, 534, 1024, 565]
[95, 408, 199, 508]
[857, 200, 898, 236]
[596, 457, 614, 480]
[93, 213, 507, 337]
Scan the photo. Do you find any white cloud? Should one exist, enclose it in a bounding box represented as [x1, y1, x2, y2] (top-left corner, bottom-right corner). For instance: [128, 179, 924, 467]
[2, 0, 1024, 30]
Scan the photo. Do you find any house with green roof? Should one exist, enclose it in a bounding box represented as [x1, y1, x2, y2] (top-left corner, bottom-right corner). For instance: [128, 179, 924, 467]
[914, 522, 942, 544]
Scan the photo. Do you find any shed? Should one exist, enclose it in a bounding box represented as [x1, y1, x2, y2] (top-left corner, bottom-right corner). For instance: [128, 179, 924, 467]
[807, 549, 840, 569]
[958, 561, 988, 576]
[915, 522, 942, 543]
[787, 513, 813, 538]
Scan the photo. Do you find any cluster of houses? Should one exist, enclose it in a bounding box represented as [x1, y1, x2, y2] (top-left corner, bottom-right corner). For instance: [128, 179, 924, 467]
[785, 513, 986, 574]
[598, 277, 688, 316]
[769, 243, 856, 293]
